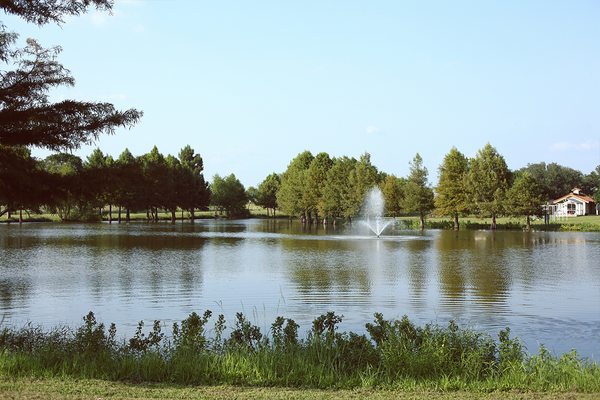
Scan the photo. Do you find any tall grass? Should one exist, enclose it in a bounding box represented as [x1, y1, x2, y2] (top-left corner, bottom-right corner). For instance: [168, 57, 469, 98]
[0, 311, 598, 391]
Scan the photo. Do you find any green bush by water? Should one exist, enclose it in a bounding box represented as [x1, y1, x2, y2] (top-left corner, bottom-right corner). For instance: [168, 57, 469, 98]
[0, 311, 598, 391]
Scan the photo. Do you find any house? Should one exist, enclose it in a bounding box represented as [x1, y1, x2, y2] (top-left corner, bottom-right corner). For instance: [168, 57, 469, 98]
[551, 188, 596, 217]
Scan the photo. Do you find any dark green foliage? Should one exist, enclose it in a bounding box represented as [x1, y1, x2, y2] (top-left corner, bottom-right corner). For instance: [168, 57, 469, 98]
[226, 312, 264, 351]
[276, 151, 314, 218]
[255, 173, 281, 216]
[0, 0, 142, 218]
[519, 162, 585, 202]
[172, 310, 212, 352]
[271, 316, 299, 350]
[74, 311, 117, 355]
[467, 144, 511, 229]
[0, 27, 141, 152]
[128, 320, 163, 353]
[310, 311, 343, 340]
[0, 311, 598, 391]
[1, 0, 112, 26]
[380, 174, 405, 217]
[403, 153, 434, 229]
[505, 171, 544, 230]
[0, 145, 52, 217]
[210, 174, 248, 217]
[435, 147, 470, 229]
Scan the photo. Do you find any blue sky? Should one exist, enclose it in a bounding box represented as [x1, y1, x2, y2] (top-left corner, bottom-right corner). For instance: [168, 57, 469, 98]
[3, 0, 600, 186]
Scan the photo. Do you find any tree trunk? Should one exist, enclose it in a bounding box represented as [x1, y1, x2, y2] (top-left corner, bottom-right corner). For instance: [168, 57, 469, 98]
[146, 209, 150, 222]
[108, 204, 112, 224]
[171, 209, 176, 224]
[526, 215, 531, 231]
[118, 206, 122, 224]
[19, 209, 23, 224]
[126, 208, 130, 223]
[190, 208, 195, 223]
[491, 214, 497, 230]
[419, 213, 425, 230]
[453, 213, 459, 230]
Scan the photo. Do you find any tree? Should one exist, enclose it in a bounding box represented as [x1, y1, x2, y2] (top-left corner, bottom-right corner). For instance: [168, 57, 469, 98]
[210, 174, 248, 217]
[591, 165, 600, 204]
[42, 152, 91, 221]
[304, 152, 333, 221]
[505, 171, 544, 231]
[83, 148, 114, 221]
[276, 151, 313, 219]
[0, 7, 141, 151]
[349, 152, 379, 217]
[255, 173, 281, 216]
[1, 1, 112, 26]
[139, 146, 167, 221]
[380, 174, 405, 217]
[0, 145, 50, 220]
[177, 145, 209, 221]
[435, 147, 470, 230]
[467, 143, 511, 229]
[518, 162, 584, 202]
[0, 0, 141, 220]
[403, 153, 434, 229]
[114, 148, 141, 222]
[320, 156, 357, 220]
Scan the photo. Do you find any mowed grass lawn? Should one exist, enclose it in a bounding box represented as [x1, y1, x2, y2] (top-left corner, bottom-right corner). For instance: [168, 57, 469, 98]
[1, 377, 598, 400]
[426, 215, 600, 227]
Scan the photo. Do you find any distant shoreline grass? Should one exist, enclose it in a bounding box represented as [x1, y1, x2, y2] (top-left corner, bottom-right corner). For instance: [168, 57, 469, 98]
[1, 311, 598, 393]
[2, 209, 600, 232]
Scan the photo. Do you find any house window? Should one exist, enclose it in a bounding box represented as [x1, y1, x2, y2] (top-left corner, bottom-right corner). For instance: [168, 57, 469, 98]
[567, 203, 576, 214]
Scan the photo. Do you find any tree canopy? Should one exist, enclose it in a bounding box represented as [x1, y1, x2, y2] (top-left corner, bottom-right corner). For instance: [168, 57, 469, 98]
[467, 143, 511, 229]
[0, 0, 141, 152]
[403, 153, 434, 229]
[210, 174, 247, 217]
[505, 171, 544, 230]
[1, 0, 112, 26]
[435, 147, 469, 229]
[255, 173, 281, 216]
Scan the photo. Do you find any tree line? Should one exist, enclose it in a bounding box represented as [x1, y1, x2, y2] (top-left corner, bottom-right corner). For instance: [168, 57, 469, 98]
[2, 142, 599, 228]
[0, 145, 211, 222]
[252, 144, 599, 230]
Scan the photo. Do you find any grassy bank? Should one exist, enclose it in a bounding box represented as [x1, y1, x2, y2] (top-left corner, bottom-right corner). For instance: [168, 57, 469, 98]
[411, 215, 600, 232]
[1, 312, 598, 393]
[2, 377, 599, 400]
[3, 209, 600, 232]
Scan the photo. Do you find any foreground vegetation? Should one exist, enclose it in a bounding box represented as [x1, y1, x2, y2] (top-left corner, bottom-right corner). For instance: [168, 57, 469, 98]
[1, 312, 599, 393]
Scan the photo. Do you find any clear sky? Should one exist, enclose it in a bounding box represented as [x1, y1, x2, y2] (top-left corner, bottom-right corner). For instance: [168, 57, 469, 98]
[3, 0, 600, 186]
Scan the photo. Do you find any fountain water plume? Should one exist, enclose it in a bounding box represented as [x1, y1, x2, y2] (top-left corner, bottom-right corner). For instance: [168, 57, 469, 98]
[360, 187, 394, 237]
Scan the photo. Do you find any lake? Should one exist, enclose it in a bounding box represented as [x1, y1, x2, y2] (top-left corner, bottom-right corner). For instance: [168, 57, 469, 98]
[1, 220, 599, 359]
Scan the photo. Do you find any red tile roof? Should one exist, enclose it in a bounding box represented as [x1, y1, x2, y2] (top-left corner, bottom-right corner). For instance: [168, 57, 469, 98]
[553, 193, 595, 204]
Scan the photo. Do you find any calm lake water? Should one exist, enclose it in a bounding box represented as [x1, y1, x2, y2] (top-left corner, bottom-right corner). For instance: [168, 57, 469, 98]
[1, 220, 599, 358]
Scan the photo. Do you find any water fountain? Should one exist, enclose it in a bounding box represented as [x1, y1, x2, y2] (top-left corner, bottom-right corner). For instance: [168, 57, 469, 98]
[360, 187, 395, 237]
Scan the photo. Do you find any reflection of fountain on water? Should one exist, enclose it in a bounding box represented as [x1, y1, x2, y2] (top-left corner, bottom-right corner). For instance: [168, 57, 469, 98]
[359, 187, 394, 237]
